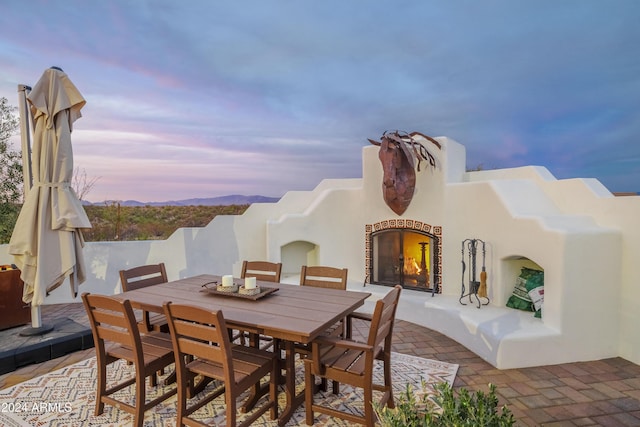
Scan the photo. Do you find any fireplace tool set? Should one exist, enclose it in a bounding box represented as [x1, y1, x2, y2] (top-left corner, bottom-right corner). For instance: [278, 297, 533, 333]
[460, 238, 490, 308]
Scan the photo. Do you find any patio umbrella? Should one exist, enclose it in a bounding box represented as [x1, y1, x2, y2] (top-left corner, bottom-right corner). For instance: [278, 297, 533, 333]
[8, 67, 91, 334]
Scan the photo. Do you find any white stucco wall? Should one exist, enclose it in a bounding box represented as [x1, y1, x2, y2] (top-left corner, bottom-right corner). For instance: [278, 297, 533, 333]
[1, 135, 638, 369]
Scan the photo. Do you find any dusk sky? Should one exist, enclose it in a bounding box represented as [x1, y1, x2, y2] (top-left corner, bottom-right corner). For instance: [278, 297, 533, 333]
[1, 1, 639, 203]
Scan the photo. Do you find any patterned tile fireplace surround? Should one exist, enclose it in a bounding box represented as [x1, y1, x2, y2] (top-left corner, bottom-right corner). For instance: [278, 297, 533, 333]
[365, 219, 442, 293]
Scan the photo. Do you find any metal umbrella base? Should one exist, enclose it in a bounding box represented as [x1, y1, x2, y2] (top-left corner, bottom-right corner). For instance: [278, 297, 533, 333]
[19, 324, 54, 336]
[19, 305, 54, 336]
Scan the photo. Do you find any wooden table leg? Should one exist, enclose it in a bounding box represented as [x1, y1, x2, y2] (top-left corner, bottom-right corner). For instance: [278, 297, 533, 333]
[189, 375, 212, 397]
[241, 333, 269, 412]
[278, 340, 304, 426]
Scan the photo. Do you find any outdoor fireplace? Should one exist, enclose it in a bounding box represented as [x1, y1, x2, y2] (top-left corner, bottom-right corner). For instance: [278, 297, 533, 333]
[365, 220, 442, 293]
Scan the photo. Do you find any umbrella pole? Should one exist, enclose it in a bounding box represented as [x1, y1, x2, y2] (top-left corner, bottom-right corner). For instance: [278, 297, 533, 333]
[17, 85, 33, 198]
[16, 84, 54, 337]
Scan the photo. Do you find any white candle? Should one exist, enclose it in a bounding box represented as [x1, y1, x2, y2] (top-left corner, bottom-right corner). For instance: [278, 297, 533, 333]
[222, 275, 234, 287]
[245, 277, 257, 290]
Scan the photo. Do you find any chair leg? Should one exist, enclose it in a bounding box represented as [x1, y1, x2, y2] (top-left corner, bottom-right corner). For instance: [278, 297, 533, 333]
[363, 383, 375, 427]
[270, 357, 279, 420]
[383, 357, 395, 408]
[185, 359, 197, 399]
[150, 371, 158, 387]
[176, 370, 188, 427]
[304, 360, 315, 425]
[95, 359, 106, 416]
[226, 391, 236, 427]
[241, 333, 266, 413]
[134, 371, 146, 427]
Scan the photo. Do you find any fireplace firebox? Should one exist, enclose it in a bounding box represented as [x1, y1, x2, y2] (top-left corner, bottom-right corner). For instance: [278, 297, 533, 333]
[365, 220, 441, 294]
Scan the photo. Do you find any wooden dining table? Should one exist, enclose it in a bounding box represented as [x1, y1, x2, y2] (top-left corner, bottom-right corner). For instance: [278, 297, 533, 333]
[114, 273, 370, 426]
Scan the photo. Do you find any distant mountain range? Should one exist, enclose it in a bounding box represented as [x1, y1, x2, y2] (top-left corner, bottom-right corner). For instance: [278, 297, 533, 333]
[85, 194, 280, 207]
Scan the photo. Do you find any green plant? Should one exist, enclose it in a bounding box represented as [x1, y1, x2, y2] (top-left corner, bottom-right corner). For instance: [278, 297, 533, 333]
[375, 381, 515, 427]
[0, 202, 21, 244]
[0, 97, 21, 205]
[0, 96, 22, 244]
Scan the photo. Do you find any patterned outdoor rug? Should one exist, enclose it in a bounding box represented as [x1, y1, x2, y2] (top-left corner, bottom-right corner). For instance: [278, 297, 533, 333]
[0, 352, 457, 426]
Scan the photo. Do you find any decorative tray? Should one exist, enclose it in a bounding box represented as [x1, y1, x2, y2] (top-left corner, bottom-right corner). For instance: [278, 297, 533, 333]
[199, 282, 279, 301]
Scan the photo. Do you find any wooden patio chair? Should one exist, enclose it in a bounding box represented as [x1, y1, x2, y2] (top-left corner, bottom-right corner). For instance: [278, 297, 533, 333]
[81, 293, 176, 427]
[299, 266, 349, 341]
[234, 261, 283, 348]
[298, 265, 349, 391]
[119, 263, 169, 333]
[163, 301, 278, 427]
[304, 285, 402, 426]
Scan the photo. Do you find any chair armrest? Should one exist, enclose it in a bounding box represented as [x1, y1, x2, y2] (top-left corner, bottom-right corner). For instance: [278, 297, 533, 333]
[348, 311, 372, 322]
[345, 310, 372, 339]
[312, 335, 373, 352]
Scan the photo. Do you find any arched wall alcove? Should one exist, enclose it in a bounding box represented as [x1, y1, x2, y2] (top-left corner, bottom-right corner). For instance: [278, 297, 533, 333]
[280, 240, 318, 277]
[501, 254, 544, 305]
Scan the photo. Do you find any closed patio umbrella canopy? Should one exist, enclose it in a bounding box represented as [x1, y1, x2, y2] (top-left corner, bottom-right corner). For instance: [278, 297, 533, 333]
[9, 67, 91, 306]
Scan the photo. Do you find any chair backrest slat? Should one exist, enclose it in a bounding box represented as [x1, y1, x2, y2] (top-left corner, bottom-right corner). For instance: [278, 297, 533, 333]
[120, 263, 168, 292]
[178, 337, 226, 364]
[96, 325, 135, 347]
[173, 317, 218, 342]
[91, 309, 129, 328]
[241, 260, 282, 283]
[300, 265, 348, 290]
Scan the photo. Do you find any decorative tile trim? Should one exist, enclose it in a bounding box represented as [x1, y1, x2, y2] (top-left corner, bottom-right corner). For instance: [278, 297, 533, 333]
[365, 219, 443, 292]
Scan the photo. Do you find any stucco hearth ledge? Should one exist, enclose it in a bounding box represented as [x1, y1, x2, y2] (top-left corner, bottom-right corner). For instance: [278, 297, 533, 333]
[344, 280, 601, 370]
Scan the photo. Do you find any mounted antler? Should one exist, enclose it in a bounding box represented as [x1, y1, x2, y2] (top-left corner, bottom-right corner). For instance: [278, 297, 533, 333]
[369, 130, 440, 215]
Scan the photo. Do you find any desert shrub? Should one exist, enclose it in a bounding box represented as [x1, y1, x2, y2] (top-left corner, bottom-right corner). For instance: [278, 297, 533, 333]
[81, 204, 250, 241]
[375, 382, 515, 427]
